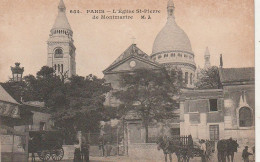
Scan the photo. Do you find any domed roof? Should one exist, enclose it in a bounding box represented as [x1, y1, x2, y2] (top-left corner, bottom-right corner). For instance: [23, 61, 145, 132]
[152, 18, 193, 54]
[152, 0, 193, 54]
[52, 0, 72, 31]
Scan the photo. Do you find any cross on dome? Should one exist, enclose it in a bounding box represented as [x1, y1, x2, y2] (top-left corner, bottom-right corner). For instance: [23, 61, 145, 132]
[131, 37, 136, 44]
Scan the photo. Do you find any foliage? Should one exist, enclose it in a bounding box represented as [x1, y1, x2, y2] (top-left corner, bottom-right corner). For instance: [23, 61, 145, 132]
[2, 66, 112, 144]
[113, 68, 182, 143]
[196, 66, 221, 89]
[53, 75, 111, 135]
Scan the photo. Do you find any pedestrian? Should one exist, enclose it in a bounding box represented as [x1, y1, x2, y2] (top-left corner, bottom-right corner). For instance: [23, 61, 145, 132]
[242, 146, 253, 162]
[81, 144, 89, 162]
[74, 140, 82, 162]
[105, 141, 112, 157]
[200, 139, 207, 162]
[187, 135, 193, 158]
[99, 136, 105, 157]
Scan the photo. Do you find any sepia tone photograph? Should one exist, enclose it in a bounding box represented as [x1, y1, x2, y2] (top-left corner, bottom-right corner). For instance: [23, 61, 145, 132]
[0, 0, 256, 161]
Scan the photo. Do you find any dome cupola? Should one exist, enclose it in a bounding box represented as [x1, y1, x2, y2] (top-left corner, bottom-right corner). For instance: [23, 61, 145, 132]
[151, 0, 196, 88]
[50, 0, 73, 37]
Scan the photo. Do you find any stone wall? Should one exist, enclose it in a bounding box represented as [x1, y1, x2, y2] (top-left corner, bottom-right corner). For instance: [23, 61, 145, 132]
[224, 129, 255, 152]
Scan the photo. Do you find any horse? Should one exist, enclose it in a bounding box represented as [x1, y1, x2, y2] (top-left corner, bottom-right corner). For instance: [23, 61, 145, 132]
[217, 139, 228, 162]
[226, 138, 239, 162]
[157, 135, 179, 162]
[204, 140, 214, 162]
[217, 138, 239, 162]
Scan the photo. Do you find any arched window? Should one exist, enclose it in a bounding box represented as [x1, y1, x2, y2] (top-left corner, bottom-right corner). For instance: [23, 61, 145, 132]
[239, 107, 252, 127]
[190, 73, 193, 85]
[54, 64, 57, 71]
[58, 64, 60, 72]
[54, 48, 63, 58]
[185, 72, 188, 84]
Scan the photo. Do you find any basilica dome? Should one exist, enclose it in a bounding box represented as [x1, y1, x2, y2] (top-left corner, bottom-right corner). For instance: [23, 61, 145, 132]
[151, 0, 196, 88]
[152, 18, 193, 54]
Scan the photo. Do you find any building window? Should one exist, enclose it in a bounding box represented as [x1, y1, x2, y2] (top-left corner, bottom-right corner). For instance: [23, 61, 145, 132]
[158, 55, 162, 59]
[239, 107, 252, 127]
[178, 53, 182, 57]
[184, 54, 188, 58]
[185, 72, 188, 84]
[164, 54, 168, 58]
[190, 73, 193, 85]
[209, 99, 218, 111]
[171, 53, 175, 57]
[61, 64, 63, 73]
[209, 125, 219, 141]
[54, 48, 63, 58]
[39, 122, 46, 131]
[54, 64, 57, 71]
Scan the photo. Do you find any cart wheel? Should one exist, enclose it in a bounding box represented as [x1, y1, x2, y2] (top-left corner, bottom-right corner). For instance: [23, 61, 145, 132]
[37, 150, 51, 161]
[51, 148, 64, 161]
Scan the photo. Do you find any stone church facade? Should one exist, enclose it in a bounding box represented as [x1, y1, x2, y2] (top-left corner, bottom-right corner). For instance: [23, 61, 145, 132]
[102, 0, 255, 151]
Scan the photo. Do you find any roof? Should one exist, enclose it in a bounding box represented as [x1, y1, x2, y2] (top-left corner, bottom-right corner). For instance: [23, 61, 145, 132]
[21, 101, 50, 114]
[52, 0, 71, 31]
[152, 7, 193, 54]
[219, 67, 254, 84]
[103, 44, 161, 73]
[0, 85, 20, 105]
[180, 89, 223, 100]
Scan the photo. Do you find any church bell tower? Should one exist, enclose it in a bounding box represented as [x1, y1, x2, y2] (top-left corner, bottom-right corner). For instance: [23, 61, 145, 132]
[47, 0, 76, 78]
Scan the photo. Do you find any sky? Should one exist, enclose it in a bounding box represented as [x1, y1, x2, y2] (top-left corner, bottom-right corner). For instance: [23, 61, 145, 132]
[0, 0, 254, 82]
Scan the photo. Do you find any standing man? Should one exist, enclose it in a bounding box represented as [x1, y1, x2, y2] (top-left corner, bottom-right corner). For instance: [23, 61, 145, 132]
[99, 135, 105, 157]
[200, 140, 207, 162]
[242, 146, 253, 162]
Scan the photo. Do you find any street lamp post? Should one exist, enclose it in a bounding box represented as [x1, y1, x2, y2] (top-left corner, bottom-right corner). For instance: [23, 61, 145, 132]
[11, 62, 24, 82]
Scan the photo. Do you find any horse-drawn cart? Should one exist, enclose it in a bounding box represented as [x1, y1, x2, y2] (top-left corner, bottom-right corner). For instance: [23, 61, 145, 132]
[157, 135, 213, 162]
[28, 130, 64, 161]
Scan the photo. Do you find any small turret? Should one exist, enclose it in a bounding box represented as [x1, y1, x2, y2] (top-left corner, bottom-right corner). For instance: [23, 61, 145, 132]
[204, 47, 211, 69]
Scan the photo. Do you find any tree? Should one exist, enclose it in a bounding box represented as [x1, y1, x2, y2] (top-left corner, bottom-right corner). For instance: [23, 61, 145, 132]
[52, 74, 111, 143]
[113, 68, 182, 143]
[2, 65, 112, 144]
[196, 66, 221, 89]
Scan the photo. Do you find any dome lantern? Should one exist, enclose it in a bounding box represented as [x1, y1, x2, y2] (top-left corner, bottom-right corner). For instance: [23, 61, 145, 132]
[167, 0, 175, 18]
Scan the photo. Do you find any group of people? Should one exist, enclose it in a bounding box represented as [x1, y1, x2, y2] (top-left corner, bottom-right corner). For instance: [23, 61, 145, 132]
[73, 144, 89, 162]
[99, 139, 113, 157]
[195, 137, 254, 162]
[73, 131, 90, 162]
